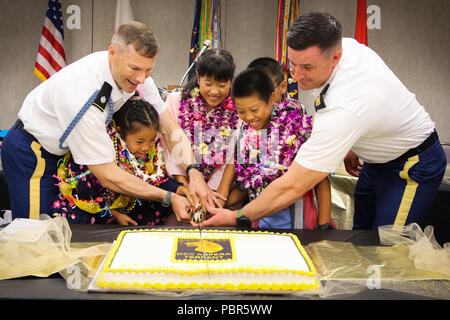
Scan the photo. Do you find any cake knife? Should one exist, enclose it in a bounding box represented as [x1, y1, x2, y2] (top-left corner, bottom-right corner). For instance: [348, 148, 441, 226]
[191, 205, 212, 281]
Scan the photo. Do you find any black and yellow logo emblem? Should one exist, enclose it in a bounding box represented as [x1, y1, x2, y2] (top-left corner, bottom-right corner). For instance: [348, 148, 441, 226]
[173, 238, 234, 262]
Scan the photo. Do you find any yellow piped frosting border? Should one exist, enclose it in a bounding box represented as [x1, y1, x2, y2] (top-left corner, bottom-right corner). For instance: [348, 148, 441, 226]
[97, 228, 320, 292]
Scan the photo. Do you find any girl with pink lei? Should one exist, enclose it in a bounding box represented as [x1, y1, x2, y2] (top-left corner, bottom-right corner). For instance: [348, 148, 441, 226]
[217, 68, 332, 229]
[163, 49, 241, 207]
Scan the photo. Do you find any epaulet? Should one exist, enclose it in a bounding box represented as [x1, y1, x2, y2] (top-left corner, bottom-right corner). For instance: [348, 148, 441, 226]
[314, 83, 330, 112]
[92, 82, 113, 112]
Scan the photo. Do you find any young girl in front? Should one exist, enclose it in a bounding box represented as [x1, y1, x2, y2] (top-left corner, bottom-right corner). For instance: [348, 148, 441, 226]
[52, 98, 189, 225]
[217, 68, 332, 229]
[163, 48, 241, 206]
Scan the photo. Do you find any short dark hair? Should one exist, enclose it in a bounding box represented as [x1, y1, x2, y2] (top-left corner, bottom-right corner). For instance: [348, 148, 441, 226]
[286, 12, 342, 52]
[113, 98, 159, 137]
[112, 21, 159, 58]
[182, 48, 235, 100]
[247, 57, 284, 86]
[231, 68, 274, 103]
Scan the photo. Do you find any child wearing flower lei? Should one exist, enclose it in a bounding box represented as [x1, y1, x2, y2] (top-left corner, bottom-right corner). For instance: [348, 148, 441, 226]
[178, 88, 239, 181]
[238, 57, 311, 195]
[217, 68, 332, 229]
[163, 48, 241, 197]
[244, 57, 334, 230]
[109, 123, 168, 186]
[52, 98, 184, 225]
[234, 99, 311, 197]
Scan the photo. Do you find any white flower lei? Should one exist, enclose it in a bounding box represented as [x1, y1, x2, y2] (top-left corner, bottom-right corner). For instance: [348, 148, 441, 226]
[116, 134, 167, 185]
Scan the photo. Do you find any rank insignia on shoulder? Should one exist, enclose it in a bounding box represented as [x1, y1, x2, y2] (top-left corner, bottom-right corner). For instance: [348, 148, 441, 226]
[315, 83, 330, 112]
[92, 82, 113, 112]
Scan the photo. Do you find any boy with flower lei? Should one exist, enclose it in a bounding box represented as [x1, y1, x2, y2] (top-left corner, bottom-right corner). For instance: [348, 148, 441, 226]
[52, 99, 185, 225]
[216, 68, 332, 229]
[234, 101, 312, 199]
[163, 49, 241, 205]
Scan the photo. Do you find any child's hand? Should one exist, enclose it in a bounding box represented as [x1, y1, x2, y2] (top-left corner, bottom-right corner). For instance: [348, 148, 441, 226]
[111, 209, 137, 226]
[214, 198, 226, 208]
[212, 191, 227, 208]
[176, 185, 195, 207]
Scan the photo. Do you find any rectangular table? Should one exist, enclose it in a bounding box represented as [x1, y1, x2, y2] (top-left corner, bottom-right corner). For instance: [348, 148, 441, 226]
[1, 224, 446, 301]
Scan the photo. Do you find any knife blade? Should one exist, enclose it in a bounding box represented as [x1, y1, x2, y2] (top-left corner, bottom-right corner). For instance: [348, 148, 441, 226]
[190, 205, 211, 281]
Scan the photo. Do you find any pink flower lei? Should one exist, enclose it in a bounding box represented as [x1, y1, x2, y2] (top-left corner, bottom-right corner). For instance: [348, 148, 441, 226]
[234, 100, 312, 198]
[178, 88, 239, 181]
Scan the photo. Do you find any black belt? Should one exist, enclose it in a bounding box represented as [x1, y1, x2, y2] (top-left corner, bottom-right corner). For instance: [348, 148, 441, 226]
[393, 130, 439, 162]
[15, 119, 37, 141]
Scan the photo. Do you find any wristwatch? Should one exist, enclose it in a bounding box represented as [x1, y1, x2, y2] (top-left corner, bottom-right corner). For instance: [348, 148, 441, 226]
[185, 163, 202, 176]
[316, 223, 333, 230]
[236, 209, 251, 229]
[162, 191, 172, 208]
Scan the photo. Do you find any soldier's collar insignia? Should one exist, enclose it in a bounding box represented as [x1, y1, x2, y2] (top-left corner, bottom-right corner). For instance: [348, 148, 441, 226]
[315, 83, 330, 112]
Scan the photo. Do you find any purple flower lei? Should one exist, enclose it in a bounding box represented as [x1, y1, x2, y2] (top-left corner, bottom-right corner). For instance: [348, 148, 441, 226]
[178, 88, 239, 181]
[234, 100, 312, 195]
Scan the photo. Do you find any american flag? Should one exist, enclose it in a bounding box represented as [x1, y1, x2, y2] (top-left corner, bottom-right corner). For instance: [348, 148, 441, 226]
[34, 0, 66, 82]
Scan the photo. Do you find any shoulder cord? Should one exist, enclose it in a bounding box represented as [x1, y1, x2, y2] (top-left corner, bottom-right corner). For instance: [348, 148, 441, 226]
[58, 90, 114, 150]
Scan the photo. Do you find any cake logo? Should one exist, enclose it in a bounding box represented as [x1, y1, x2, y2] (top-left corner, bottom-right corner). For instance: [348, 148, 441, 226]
[174, 238, 235, 262]
[186, 240, 224, 253]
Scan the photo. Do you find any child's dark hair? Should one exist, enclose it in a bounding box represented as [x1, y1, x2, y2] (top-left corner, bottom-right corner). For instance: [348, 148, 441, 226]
[231, 68, 274, 103]
[247, 57, 284, 86]
[182, 48, 235, 100]
[113, 98, 159, 137]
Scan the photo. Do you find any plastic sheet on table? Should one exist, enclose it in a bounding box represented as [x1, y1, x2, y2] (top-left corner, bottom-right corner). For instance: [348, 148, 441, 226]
[379, 223, 450, 277]
[0, 214, 111, 291]
[306, 223, 450, 299]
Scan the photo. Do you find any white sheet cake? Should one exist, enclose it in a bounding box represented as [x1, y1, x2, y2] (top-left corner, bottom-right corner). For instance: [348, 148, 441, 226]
[96, 228, 320, 293]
